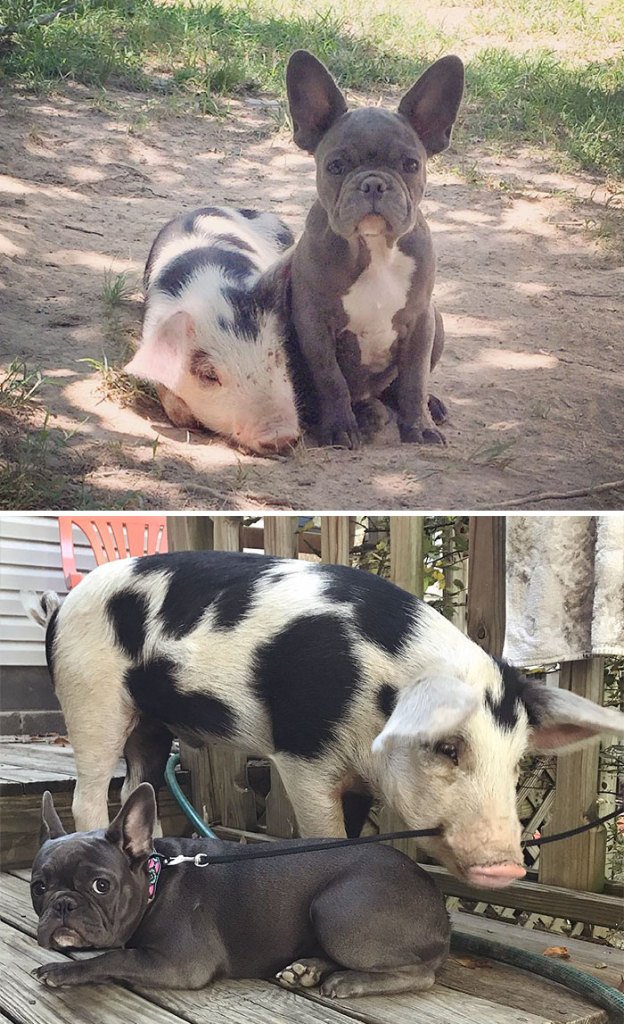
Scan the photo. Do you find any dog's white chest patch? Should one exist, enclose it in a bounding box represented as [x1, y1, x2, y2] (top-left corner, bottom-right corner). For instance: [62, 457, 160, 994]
[341, 237, 415, 374]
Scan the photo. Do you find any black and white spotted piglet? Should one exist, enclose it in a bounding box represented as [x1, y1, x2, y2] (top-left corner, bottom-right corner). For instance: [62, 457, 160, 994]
[26, 551, 624, 888]
[125, 207, 300, 454]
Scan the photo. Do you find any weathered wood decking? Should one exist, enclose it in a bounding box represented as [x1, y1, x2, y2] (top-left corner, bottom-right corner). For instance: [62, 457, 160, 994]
[0, 737, 620, 1024]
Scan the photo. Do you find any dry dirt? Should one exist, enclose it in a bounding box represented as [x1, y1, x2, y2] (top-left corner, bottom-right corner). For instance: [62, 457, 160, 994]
[1, 83, 623, 511]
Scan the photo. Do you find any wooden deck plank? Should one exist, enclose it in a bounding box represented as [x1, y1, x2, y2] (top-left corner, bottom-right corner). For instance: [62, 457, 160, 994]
[439, 958, 607, 1023]
[451, 911, 624, 989]
[0, 922, 188, 1024]
[2, 873, 607, 1024]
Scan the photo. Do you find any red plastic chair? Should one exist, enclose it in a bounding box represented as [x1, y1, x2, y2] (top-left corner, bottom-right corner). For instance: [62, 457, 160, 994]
[58, 516, 168, 588]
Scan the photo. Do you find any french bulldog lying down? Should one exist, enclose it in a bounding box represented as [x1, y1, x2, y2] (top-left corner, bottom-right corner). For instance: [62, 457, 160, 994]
[31, 784, 450, 998]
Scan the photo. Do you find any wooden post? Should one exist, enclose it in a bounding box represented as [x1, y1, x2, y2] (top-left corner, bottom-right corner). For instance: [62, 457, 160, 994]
[389, 516, 424, 598]
[263, 516, 298, 559]
[539, 658, 606, 892]
[212, 516, 242, 552]
[321, 517, 352, 565]
[166, 515, 213, 552]
[378, 517, 425, 855]
[467, 516, 506, 656]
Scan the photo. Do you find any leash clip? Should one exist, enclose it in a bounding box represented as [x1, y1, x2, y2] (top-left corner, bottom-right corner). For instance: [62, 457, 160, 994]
[193, 853, 211, 868]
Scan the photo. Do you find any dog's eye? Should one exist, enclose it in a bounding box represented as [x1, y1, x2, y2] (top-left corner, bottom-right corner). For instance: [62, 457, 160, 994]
[327, 158, 346, 175]
[31, 880, 46, 897]
[402, 157, 420, 173]
[434, 740, 459, 766]
[92, 878, 111, 894]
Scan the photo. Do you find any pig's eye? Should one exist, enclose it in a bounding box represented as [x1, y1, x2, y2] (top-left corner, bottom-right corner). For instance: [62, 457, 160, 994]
[31, 880, 46, 897]
[190, 350, 221, 386]
[434, 741, 459, 766]
[402, 156, 420, 173]
[327, 158, 347, 175]
[92, 878, 111, 894]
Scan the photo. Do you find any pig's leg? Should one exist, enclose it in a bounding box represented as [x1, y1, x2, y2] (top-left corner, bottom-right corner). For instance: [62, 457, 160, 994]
[122, 719, 173, 836]
[271, 756, 347, 837]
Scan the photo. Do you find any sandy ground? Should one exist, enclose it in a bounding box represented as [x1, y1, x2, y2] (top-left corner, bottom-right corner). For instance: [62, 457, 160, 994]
[1, 83, 623, 511]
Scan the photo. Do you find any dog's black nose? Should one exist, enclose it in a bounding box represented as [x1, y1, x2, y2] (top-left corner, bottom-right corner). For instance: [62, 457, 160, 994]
[358, 175, 388, 195]
[53, 895, 78, 916]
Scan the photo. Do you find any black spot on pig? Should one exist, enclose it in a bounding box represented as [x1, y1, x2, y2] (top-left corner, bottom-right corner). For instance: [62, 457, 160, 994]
[239, 208, 261, 219]
[275, 225, 295, 250]
[487, 659, 531, 730]
[254, 613, 360, 757]
[213, 233, 256, 253]
[108, 590, 149, 660]
[377, 683, 398, 719]
[133, 551, 279, 638]
[221, 286, 260, 339]
[323, 565, 416, 655]
[156, 247, 256, 297]
[183, 207, 234, 232]
[125, 657, 236, 738]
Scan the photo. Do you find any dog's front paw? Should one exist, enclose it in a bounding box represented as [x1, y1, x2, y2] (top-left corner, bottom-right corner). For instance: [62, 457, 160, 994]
[353, 399, 390, 441]
[318, 405, 361, 449]
[32, 961, 80, 988]
[400, 422, 446, 445]
[276, 959, 324, 990]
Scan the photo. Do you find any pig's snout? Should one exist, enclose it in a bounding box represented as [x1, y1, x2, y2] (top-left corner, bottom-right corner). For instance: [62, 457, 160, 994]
[235, 423, 299, 455]
[256, 432, 299, 454]
[466, 863, 526, 888]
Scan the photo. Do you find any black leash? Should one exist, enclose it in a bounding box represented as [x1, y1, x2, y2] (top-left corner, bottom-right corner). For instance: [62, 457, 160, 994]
[161, 804, 623, 869]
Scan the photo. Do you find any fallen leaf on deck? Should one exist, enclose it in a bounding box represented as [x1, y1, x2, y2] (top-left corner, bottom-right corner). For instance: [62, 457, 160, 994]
[542, 946, 570, 959]
[454, 957, 493, 969]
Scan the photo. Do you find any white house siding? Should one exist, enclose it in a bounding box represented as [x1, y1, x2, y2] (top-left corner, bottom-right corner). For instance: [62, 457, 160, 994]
[0, 515, 96, 667]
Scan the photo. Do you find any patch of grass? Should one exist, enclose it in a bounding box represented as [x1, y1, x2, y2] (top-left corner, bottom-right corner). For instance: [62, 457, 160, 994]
[101, 269, 133, 309]
[471, 437, 517, 469]
[0, 358, 55, 409]
[81, 354, 159, 409]
[0, 0, 622, 177]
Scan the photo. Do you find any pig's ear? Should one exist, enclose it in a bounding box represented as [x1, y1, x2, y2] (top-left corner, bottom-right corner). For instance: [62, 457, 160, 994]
[105, 783, 156, 862]
[398, 55, 464, 156]
[40, 790, 67, 845]
[286, 50, 348, 153]
[524, 684, 624, 752]
[125, 311, 196, 391]
[372, 676, 479, 754]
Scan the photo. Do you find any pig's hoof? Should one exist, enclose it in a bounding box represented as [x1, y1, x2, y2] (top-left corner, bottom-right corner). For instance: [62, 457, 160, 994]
[428, 394, 448, 425]
[400, 423, 446, 445]
[320, 971, 362, 999]
[276, 960, 324, 989]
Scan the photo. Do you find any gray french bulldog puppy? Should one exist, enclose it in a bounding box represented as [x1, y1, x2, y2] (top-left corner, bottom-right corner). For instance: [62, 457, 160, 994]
[30, 783, 450, 997]
[287, 51, 464, 449]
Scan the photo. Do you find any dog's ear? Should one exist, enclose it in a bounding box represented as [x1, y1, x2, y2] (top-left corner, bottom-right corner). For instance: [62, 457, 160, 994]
[398, 55, 464, 156]
[40, 790, 67, 845]
[286, 50, 348, 153]
[105, 783, 156, 862]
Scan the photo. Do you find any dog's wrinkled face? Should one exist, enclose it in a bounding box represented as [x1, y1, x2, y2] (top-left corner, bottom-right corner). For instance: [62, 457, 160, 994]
[31, 786, 156, 951]
[314, 109, 426, 240]
[287, 50, 464, 244]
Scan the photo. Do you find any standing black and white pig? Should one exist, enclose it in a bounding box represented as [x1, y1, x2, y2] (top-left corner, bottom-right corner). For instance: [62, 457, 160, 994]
[125, 207, 300, 454]
[26, 552, 624, 888]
